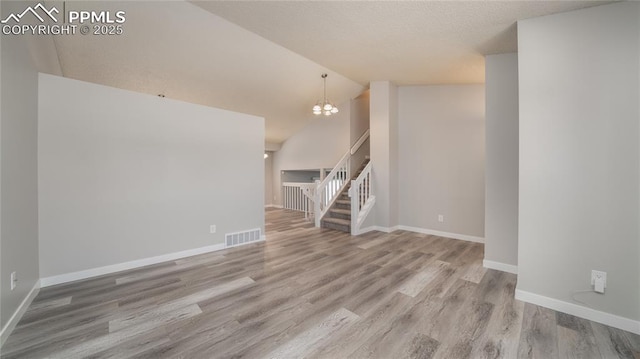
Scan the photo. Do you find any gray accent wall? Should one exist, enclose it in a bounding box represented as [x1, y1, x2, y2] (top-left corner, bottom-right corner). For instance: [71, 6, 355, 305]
[485, 53, 519, 267]
[0, 1, 41, 329]
[397, 85, 485, 237]
[518, 2, 640, 321]
[38, 74, 265, 278]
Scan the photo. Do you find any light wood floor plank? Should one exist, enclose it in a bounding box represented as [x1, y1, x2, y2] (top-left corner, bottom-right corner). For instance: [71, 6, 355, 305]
[591, 321, 637, 359]
[518, 304, 560, 358]
[265, 307, 360, 359]
[2, 209, 638, 358]
[308, 292, 415, 358]
[433, 299, 494, 359]
[398, 260, 449, 298]
[468, 272, 524, 359]
[556, 312, 602, 358]
[47, 304, 202, 359]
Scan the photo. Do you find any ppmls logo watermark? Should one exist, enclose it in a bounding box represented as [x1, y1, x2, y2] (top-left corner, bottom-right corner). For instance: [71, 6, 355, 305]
[2, 3, 126, 36]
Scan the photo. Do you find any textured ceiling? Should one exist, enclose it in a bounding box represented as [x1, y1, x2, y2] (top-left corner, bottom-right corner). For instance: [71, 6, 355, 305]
[48, 1, 364, 143]
[194, 1, 612, 86]
[42, 1, 612, 143]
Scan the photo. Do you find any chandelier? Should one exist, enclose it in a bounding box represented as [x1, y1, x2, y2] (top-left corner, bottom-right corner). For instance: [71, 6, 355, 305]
[312, 73, 338, 116]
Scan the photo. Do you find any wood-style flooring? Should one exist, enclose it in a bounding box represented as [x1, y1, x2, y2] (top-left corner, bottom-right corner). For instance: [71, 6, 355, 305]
[2, 208, 639, 358]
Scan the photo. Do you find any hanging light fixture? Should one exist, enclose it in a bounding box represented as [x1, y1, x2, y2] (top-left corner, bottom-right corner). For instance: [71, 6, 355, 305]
[313, 73, 338, 116]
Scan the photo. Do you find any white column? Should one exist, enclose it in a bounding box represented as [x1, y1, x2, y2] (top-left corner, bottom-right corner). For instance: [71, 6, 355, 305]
[369, 81, 399, 230]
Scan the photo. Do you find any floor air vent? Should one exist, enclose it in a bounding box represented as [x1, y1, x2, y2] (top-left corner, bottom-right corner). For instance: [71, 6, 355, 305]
[225, 228, 263, 248]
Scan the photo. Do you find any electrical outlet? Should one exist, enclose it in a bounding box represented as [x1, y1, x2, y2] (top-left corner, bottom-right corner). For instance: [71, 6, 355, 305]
[591, 270, 607, 293]
[10, 272, 17, 291]
[210, 225, 216, 234]
[438, 215, 444, 223]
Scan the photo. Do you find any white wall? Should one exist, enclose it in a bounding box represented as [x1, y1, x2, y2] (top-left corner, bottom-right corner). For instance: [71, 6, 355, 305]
[370, 81, 399, 229]
[0, 0, 41, 332]
[350, 90, 370, 147]
[398, 85, 485, 238]
[518, 1, 640, 325]
[485, 53, 519, 270]
[349, 90, 371, 178]
[38, 74, 264, 278]
[272, 102, 350, 205]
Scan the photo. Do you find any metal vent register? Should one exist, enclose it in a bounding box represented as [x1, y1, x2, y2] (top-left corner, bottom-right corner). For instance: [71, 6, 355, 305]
[225, 228, 262, 248]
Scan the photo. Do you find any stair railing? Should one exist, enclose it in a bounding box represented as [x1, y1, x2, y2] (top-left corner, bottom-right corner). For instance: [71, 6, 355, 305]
[282, 182, 316, 220]
[314, 151, 350, 227]
[350, 129, 369, 155]
[349, 161, 375, 235]
[313, 129, 371, 228]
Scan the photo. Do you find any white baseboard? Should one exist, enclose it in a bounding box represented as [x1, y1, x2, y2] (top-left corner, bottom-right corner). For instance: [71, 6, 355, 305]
[353, 226, 383, 235]
[483, 259, 518, 274]
[357, 225, 484, 244]
[265, 204, 283, 209]
[395, 225, 485, 243]
[515, 288, 640, 335]
[367, 225, 400, 233]
[0, 280, 40, 347]
[40, 243, 226, 287]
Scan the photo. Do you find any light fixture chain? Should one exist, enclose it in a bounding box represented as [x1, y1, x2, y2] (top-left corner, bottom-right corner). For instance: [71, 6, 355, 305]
[323, 74, 327, 103]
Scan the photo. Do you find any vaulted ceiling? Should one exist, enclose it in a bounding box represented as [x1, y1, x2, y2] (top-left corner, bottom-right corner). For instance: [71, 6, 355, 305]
[39, 1, 611, 143]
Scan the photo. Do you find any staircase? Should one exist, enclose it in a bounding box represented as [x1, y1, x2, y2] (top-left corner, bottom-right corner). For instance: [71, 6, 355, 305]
[321, 160, 370, 233]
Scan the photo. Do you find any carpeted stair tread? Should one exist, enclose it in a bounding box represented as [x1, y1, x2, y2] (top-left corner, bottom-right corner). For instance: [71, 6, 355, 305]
[322, 217, 350, 226]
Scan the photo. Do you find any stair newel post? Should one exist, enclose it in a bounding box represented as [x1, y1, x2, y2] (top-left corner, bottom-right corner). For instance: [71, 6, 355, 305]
[350, 179, 357, 235]
[314, 179, 321, 227]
